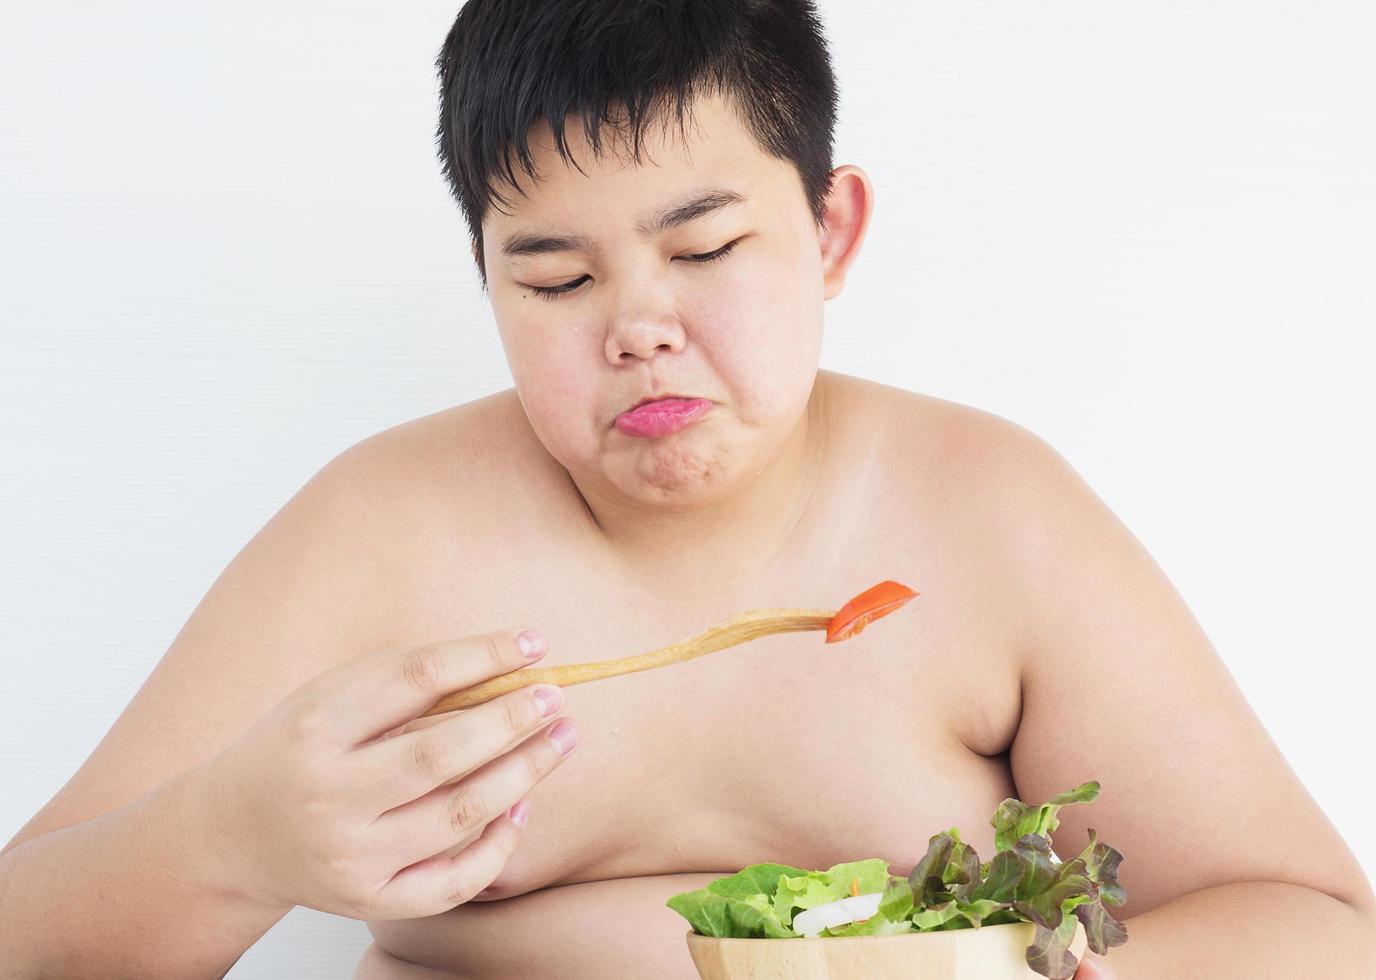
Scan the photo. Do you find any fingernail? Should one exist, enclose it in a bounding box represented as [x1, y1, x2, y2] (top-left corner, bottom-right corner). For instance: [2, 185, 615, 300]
[547, 719, 578, 755]
[533, 684, 563, 717]
[518, 630, 546, 660]
[508, 799, 530, 828]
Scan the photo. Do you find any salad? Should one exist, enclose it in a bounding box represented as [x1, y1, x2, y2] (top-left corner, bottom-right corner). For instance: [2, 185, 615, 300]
[666, 781, 1128, 980]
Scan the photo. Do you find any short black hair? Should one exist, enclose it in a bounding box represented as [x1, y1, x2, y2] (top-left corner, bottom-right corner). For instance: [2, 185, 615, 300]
[433, 0, 840, 294]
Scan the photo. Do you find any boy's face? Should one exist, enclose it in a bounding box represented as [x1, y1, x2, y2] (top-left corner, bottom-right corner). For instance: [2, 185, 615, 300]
[480, 92, 851, 509]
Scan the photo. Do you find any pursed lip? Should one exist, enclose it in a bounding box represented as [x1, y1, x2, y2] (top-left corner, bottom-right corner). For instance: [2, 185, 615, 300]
[622, 393, 702, 414]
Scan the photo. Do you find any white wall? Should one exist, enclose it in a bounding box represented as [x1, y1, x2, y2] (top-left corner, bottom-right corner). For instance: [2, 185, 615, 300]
[3, 2, 1372, 976]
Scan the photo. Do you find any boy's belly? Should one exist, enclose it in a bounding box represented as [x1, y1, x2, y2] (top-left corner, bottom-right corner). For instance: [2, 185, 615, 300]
[365, 757, 1018, 979]
[358, 873, 740, 979]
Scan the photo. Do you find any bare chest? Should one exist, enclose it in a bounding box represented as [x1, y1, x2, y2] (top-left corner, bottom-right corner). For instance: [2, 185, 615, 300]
[502, 582, 1020, 887]
[364, 480, 1024, 977]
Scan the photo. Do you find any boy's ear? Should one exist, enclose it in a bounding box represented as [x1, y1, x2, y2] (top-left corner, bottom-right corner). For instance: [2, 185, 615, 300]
[817, 165, 875, 302]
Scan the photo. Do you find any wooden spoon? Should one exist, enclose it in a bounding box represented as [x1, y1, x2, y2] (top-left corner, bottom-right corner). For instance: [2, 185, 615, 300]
[418, 580, 919, 717]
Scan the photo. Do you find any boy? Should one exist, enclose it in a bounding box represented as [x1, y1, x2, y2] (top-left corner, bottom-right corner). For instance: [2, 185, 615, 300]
[4, 1, 1373, 977]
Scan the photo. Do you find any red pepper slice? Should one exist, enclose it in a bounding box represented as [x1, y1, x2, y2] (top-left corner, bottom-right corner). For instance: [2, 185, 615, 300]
[825, 580, 919, 644]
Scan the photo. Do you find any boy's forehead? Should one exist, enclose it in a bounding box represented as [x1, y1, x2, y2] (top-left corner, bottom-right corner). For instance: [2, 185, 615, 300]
[486, 92, 779, 239]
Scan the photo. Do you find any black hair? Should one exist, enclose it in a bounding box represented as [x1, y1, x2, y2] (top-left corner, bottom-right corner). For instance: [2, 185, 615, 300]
[433, 0, 840, 293]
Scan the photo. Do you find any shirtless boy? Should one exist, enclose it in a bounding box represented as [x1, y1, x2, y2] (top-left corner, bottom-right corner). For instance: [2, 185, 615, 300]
[3, 1, 1374, 978]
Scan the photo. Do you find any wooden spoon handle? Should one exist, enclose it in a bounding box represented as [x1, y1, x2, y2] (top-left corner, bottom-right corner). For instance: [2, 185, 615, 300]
[419, 608, 835, 717]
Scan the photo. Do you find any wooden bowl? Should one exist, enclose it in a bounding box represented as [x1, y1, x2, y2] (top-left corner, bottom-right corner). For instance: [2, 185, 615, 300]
[685, 919, 1087, 980]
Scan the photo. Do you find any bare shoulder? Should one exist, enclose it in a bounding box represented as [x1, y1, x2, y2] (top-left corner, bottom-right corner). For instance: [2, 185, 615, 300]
[826, 372, 1062, 543]
[0, 397, 517, 855]
[824, 371, 1048, 472]
[348, 389, 566, 517]
[911, 389, 1376, 923]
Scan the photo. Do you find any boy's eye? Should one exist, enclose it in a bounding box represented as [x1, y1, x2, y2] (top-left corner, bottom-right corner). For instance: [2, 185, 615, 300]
[526, 238, 742, 300]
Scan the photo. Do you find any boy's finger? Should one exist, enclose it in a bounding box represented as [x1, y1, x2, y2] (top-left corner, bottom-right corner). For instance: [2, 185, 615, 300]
[325, 629, 545, 746]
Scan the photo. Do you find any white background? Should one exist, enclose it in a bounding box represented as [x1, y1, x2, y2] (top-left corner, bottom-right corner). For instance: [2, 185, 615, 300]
[3, 1, 1373, 976]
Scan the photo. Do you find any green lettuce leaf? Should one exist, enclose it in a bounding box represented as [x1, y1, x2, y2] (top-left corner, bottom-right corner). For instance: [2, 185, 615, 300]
[876, 873, 916, 922]
[664, 887, 798, 938]
[910, 899, 965, 930]
[1025, 915, 1082, 980]
[1068, 828, 1130, 954]
[1075, 899, 1130, 954]
[969, 849, 1024, 903]
[771, 858, 891, 926]
[982, 908, 1025, 926]
[952, 897, 1009, 926]
[664, 781, 1129, 980]
[708, 861, 811, 900]
[1011, 858, 1095, 931]
[665, 861, 809, 938]
[1011, 834, 1061, 901]
[992, 780, 1099, 851]
[1078, 828, 1127, 907]
[907, 829, 957, 906]
[907, 826, 983, 905]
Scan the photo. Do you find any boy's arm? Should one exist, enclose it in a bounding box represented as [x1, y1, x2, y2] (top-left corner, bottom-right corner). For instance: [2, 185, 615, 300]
[988, 423, 1376, 977]
[0, 760, 290, 979]
[0, 434, 423, 975]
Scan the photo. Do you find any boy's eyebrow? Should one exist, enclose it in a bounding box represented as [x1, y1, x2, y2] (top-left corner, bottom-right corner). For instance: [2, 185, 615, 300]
[499, 188, 747, 260]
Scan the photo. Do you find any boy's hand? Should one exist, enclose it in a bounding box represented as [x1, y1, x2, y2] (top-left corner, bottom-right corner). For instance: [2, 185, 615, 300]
[1073, 949, 1118, 980]
[190, 628, 578, 921]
